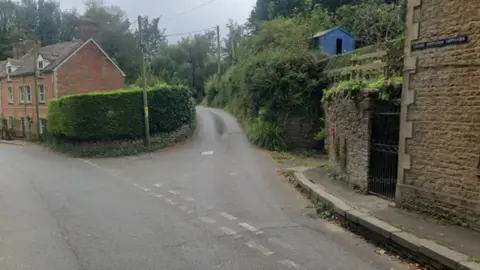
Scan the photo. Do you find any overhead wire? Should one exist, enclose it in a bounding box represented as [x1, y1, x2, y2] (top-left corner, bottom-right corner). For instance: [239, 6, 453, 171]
[164, 0, 219, 22]
[164, 27, 216, 38]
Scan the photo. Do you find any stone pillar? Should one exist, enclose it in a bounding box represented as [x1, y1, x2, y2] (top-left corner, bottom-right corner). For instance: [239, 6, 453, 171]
[397, 0, 480, 230]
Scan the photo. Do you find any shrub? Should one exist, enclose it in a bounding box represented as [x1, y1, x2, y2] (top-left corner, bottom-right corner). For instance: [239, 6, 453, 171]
[48, 84, 195, 142]
[246, 119, 288, 151]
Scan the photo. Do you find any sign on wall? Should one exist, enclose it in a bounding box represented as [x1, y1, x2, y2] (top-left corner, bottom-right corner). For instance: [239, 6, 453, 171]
[411, 35, 469, 51]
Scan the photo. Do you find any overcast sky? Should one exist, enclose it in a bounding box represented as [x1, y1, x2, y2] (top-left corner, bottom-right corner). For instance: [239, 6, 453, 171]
[58, 0, 256, 43]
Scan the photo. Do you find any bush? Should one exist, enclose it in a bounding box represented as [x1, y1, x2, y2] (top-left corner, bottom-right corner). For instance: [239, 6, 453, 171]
[48, 84, 195, 142]
[246, 119, 288, 151]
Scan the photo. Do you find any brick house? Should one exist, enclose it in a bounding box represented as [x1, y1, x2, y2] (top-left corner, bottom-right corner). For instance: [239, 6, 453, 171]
[0, 19, 125, 137]
[398, 0, 480, 231]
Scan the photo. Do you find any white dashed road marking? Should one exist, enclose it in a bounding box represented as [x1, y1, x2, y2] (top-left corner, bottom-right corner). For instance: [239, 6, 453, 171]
[268, 237, 293, 250]
[199, 217, 216, 224]
[219, 212, 238, 220]
[154, 183, 162, 188]
[143, 188, 151, 192]
[154, 194, 164, 198]
[165, 198, 178, 205]
[168, 190, 180, 195]
[239, 222, 263, 234]
[219, 226, 237, 236]
[244, 241, 274, 256]
[182, 196, 195, 202]
[278, 259, 299, 269]
[201, 151, 214, 156]
[179, 206, 190, 213]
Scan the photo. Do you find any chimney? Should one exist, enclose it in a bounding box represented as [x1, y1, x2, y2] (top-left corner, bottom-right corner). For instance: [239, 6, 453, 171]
[79, 17, 98, 41]
[12, 40, 41, 59]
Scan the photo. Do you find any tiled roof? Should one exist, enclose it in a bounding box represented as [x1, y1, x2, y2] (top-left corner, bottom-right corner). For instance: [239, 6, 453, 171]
[1, 40, 84, 77]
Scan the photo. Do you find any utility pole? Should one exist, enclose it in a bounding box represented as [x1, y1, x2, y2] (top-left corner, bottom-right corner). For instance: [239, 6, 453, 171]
[32, 40, 40, 138]
[216, 25, 221, 75]
[138, 16, 151, 146]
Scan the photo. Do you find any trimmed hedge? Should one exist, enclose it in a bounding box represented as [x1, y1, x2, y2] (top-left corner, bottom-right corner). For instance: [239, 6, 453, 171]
[48, 84, 195, 142]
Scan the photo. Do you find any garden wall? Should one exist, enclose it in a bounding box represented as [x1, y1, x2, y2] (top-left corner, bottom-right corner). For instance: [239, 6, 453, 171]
[325, 93, 374, 191]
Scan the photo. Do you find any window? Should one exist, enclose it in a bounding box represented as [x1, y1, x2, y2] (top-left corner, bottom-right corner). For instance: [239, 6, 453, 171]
[336, 38, 343, 55]
[7, 86, 13, 103]
[26, 86, 31, 104]
[19, 86, 24, 104]
[39, 85, 45, 103]
[38, 61, 43, 69]
[40, 118, 47, 134]
[7, 66, 12, 73]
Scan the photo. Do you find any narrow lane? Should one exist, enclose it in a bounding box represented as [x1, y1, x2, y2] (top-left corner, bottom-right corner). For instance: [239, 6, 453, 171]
[0, 107, 408, 270]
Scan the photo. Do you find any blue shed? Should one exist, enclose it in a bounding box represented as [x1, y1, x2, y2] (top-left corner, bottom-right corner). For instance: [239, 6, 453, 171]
[313, 27, 356, 57]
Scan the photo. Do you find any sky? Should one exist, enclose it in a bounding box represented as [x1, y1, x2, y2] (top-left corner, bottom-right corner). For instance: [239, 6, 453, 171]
[58, 0, 256, 43]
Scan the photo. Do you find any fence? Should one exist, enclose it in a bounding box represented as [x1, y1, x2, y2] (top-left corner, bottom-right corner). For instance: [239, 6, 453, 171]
[324, 38, 404, 84]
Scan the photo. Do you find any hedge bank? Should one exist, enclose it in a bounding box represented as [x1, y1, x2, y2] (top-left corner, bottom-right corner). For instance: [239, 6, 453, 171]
[48, 84, 195, 142]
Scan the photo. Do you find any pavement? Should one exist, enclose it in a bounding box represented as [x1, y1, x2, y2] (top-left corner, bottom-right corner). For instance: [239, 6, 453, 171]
[291, 166, 480, 270]
[0, 107, 414, 270]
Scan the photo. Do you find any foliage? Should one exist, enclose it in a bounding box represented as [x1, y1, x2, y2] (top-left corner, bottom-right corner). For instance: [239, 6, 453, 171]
[206, 17, 328, 150]
[322, 79, 367, 101]
[334, 0, 405, 45]
[245, 120, 288, 151]
[47, 84, 195, 142]
[322, 76, 402, 102]
[0, 0, 164, 84]
[151, 31, 217, 101]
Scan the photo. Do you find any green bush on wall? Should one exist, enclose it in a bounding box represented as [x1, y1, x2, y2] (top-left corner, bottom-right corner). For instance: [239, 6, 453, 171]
[48, 84, 195, 142]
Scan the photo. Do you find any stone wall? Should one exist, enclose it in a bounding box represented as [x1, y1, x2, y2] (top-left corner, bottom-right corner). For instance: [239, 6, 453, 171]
[325, 94, 373, 191]
[285, 116, 319, 149]
[398, 0, 480, 231]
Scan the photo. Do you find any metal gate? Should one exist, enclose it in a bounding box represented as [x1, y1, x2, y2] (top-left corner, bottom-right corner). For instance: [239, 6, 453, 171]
[367, 99, 400, 200]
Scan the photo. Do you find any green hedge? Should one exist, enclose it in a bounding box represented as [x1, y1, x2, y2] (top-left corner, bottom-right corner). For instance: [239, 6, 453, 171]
[48, 84, 195, 142]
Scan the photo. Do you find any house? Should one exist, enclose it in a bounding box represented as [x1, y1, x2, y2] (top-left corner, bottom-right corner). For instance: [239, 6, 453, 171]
[313, 27, 356, 57]
[0, 18, 125, 137]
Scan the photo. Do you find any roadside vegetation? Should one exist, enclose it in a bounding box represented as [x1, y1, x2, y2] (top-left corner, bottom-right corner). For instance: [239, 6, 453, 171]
[203, 0, 405, 151]
[46, 84, 196, 157]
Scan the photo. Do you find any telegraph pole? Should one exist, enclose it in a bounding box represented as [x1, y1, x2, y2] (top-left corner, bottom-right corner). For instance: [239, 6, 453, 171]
[32, 40, 41, 138]
[216, 25, 221, 74]
[138, 16, 151, 146]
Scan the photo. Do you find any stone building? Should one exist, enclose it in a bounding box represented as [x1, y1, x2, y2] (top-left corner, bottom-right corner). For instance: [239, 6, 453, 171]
[397, 0, 480, 231]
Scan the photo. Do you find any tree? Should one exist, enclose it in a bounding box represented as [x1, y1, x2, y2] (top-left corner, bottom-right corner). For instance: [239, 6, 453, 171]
[151, 31, 217, 101]
[0, 0, 19, 59]
[58, 9, 79, 42]
[83, 0, 142, 83]
[135, 16, 166, 59]
[37, 0, 62, 46]
[222, 20, 245, 65]
[334, 0, 405, 45]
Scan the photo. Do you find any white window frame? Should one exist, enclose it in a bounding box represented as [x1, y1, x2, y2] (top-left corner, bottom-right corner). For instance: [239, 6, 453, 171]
[7, 66, 12, 74]
[38, 61, 44, 69]
[19, 86, 24, 104]
[7, 86, 13, 104]
[25, 85, 31, 104]
[39, 118, 47, 134]
[39, 84, 46, 103]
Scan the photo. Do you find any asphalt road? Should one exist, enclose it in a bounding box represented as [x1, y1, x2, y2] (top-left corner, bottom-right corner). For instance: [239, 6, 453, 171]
[0, 107, 409, 270]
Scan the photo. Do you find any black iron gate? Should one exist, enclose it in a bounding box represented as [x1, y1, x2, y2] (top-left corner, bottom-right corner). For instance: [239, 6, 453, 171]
[368, 99, 400, 200]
